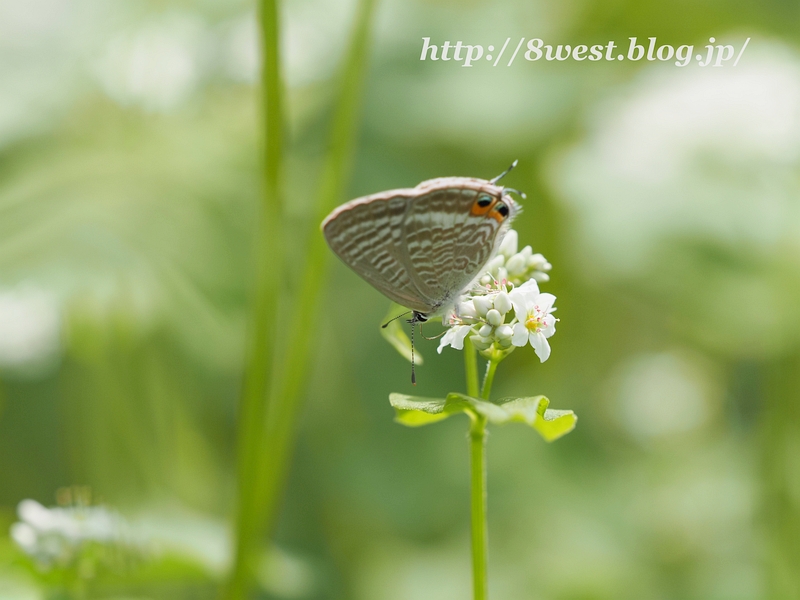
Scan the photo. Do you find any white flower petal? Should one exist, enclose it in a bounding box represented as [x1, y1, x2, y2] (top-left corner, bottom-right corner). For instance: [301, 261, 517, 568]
[536, 292, 557, 313]
[511, 323, 529, 346]
[540, 315, 557, 337]
[437, 328, 458, 354]
[508, 288, 529, 318]
[530, 332, 551, 362]
[514, 280, 540, 303]
[451, 325, 472, 350]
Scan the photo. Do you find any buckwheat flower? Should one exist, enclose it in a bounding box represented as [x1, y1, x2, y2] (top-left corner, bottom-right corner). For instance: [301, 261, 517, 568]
[438, 322, 473, 353]
[479, 229, 552, 287]
[509, 280, 557, 362]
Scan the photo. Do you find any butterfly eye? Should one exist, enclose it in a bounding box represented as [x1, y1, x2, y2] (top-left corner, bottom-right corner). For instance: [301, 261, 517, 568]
[476, 194, 493, 207]
[496, 203, 509, 218]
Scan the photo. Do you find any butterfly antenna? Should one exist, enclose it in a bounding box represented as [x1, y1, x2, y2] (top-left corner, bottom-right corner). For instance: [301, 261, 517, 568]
[503, 186, 527, 200]
[410, 317, 416, 385]
[405, 311, 427, 385]
[490, 159, 519, 184]
[381, 310, 412, 328]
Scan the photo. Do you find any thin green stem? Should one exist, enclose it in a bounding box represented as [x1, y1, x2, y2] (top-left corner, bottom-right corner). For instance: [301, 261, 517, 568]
[465, 339, 491, 600]
[224, 1, 376, 598]
[480, 359, 499, 400]
[224, 0, 283, 597]
[464, 337, 480, 397]
[469, 414, 488, 600]
[761, 349, 800, 598]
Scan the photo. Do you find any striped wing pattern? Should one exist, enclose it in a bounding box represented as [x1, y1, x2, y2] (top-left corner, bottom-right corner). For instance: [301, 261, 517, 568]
[402, 187, 501, 311]
[323, 191, 435, 313]
[322, 177, 515, 316]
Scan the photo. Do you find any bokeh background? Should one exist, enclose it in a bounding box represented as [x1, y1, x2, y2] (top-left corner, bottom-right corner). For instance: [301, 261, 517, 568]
[2, 0, 800, 598]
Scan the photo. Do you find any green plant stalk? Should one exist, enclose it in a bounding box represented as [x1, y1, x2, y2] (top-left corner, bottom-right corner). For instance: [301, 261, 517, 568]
[469, 412, 488, 600]
[481, 359, 499, 400]
[465, 343, 501, 600]
[465, 337, 480, 397]
[224, 0, 376, 598]
[224, 0, 284, 597]
[762, 349, 800, 599]
[251, 0, 376, 546]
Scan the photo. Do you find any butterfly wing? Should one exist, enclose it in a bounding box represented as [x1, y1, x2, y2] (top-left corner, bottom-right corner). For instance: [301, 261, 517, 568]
[402, 179, 515, 314]
[322, 177, 518, 317]
[322, 190, 436, 313]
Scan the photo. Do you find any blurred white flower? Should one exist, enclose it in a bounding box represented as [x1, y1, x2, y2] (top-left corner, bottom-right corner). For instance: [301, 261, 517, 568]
[611, 352, 716, 441]
[550, 41, 800, 357]
[222, 13, 260, 84]
[94, 14, 206, 112]
[10, 498, 128, 566]
[0, 284, 61, 373]
[509, 280, 557, 362]
[553, 41, 800, 275]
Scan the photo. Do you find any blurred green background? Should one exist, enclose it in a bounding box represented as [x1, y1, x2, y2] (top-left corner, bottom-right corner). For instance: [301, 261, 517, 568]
[1, 0, 800, 598]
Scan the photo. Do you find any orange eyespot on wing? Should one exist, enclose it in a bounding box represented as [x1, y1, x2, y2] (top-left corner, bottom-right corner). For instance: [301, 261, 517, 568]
[470, 193, 496, 216]
[487, 201, 510, 223]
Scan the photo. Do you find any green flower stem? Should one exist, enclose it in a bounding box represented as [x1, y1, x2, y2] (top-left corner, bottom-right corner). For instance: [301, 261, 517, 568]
[480, 359, 499, 400]
[464, 337, 480, 397]
[469, 412, 489, 600]
[465, 342, 499, 600]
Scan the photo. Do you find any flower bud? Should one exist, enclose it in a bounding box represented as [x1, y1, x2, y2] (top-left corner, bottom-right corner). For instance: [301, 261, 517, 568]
[457, 301, 478, 319]
[472, 295, 493, 317]
[494, 292, 512, 314]
[498, 229, 518, 258]
[486, 309, 503, 326]
[478, 324, 493, 338]
[470, 335, 492, 351]
[505, 253, 526, 275]
[495, 324, 513, 340]
[497, 337, 513, 349]
[528, 252, 551, 271]
[486, 255, 505, 274]
[531, 272, 550, 283]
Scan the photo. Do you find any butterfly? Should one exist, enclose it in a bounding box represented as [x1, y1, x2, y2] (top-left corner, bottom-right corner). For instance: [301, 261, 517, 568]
[321, 161, 523, 381]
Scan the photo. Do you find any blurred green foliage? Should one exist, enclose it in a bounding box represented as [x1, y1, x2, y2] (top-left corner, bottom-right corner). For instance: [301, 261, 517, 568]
[1, 0, 799, 598]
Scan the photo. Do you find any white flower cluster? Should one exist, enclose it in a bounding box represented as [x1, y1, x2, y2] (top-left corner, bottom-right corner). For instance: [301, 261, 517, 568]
[10, 498, 129, 567]
[438, 230, 557, 362]
[479, 230, 551, 287]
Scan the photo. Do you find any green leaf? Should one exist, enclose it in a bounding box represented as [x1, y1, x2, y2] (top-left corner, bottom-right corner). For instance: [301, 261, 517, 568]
[389, 393, 468, 426]
[495, 396, 578, 442]
[380, 303, 423, 365]
[389, 392, 577, 442]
